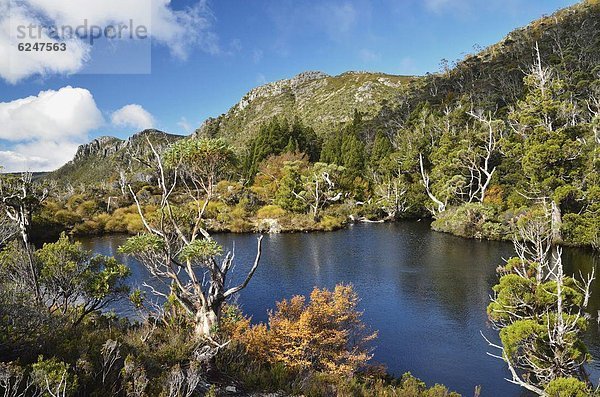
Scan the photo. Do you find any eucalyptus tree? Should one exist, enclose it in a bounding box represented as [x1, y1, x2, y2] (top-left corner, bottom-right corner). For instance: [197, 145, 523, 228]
[418, 153, 447, 214]
[0, 172, 48, 302]
[120, 137, 263, 337]
[371, 154, 410, 220]
[36, 233, 130, 325]
[417, 103, 471, 214]
[299, 162, 345, 220]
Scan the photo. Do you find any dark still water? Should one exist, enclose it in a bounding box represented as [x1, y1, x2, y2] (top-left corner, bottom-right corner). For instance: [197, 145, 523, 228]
[78, 222, 600, 397]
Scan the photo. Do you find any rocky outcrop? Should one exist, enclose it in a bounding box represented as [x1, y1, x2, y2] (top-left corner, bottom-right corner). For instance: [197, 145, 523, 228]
[50, 129, 184, 186]
[72, 130, 182, 164]
[73, 136, 124, 162]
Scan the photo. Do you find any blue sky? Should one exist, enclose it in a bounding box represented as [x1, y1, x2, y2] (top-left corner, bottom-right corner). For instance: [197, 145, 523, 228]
[0, 0, 578, 171]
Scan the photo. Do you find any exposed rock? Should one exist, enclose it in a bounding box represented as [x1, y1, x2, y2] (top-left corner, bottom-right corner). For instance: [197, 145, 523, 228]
[74, 136, 124, 162]
[258, 218, 281, 234]
[49, 129, 184, 185]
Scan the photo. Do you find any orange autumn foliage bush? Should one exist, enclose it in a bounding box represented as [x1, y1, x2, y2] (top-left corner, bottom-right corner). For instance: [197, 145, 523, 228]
[236, 284, 377, 377]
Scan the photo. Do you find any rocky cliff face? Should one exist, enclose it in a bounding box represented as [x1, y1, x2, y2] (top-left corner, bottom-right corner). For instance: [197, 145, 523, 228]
[51, 129, 183, 185]
[71, 130, 181, 163]
[73, 136, 125, 162]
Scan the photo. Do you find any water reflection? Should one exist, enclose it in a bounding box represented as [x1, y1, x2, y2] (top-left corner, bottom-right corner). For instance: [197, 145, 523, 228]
[78, 222, 599, 397]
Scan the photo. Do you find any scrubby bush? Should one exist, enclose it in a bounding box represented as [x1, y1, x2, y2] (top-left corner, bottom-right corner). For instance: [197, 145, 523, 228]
[218, 287, 458, 397]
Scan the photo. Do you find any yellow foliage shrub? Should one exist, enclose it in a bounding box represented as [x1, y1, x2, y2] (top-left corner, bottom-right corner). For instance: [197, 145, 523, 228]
[239, 284, 376, 378]
[66, 194, 86, 211]
[318, 215, 345, 231]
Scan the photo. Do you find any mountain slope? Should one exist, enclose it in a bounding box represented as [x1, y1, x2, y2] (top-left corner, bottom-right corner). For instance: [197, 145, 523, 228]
[416, 0, 598, 107]
[195, 71, 416, 144]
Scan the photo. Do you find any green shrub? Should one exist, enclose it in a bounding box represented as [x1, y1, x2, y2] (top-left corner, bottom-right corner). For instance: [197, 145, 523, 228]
[75, 200, 98, 218]
[562, 212, 600, 248]
[54, 210, 82, 227]
[72, 220, 102, 235]
[204, 201, 228, 219]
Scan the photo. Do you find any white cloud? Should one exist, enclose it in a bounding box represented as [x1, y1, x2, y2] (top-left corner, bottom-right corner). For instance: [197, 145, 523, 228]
[0, 86, 103, 172]
[147, 0, 220, 59]
[111, 104, 155, 130]
[177, 117, 192, 134]
[317, 3, 358, 36]
[0, 140, 81, 172]
[0, 86, 103, 142]
[0, 0, 90, 84]
[252, 49, 263, 64]
[0, 0, 219, 83]
[359, 48, 380, 63]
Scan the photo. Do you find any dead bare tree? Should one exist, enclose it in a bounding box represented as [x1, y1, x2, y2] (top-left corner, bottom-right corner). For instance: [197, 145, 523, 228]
[419, 153, 446, 214]
[100, 340, 122, 386]
[512, 207, 554, 284]
[163, 363, 203, 397]
[118, 169, 128, 196]
[30, 366, 70, 397]
[373, 176, 409, 220]
[587, 94, 600, 144]
[122, 358, 148, 397]
[466, 110, 502, 203]
[292, 163, 343, 220]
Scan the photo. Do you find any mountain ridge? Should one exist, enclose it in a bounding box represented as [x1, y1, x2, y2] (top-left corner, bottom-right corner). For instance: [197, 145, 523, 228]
[49, 0, 600, 186]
